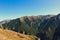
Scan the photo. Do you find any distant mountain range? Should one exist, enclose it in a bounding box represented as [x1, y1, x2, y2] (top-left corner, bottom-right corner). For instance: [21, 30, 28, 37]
[0, 14, 60, 40]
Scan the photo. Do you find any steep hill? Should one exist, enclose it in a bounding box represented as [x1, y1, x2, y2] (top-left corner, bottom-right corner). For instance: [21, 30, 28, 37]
[1, 14, 60, 40]
[2, 15, 54, 35]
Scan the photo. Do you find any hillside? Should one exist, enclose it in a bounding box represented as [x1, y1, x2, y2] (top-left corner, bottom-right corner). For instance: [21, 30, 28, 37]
[0, 28, 39, 40]
[1, 14, 60, 40]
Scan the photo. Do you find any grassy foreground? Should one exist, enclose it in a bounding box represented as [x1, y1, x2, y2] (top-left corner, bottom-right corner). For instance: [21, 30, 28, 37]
[0, 29, 40, 40]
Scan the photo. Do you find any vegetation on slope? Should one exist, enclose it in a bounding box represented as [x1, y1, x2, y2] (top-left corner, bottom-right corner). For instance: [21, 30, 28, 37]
[1, 14, 60, 40]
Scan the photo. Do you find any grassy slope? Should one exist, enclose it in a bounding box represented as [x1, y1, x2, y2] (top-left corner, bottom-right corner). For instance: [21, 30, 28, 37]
[0, 29, 40, 40]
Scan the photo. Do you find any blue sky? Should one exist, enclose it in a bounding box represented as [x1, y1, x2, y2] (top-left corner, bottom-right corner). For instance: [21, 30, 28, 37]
[0, 0, 60, 21]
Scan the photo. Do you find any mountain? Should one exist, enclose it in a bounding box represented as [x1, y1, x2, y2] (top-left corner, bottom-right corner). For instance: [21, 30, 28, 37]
[0, 28, 39, 40]
[1, 14, 60, 40]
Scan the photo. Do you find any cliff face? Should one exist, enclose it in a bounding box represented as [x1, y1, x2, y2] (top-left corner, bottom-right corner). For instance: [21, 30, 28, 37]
[1, 14, 60, 40]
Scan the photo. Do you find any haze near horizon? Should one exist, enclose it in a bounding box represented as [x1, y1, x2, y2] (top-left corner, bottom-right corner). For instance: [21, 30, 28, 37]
[0, 0, 60, 21]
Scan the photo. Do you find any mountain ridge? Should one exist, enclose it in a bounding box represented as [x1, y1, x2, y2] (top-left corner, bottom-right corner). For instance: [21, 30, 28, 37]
[0, 14, 60, 40]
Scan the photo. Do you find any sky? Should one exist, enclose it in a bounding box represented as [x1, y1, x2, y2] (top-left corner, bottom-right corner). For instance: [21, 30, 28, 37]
[0, 0, 60, 21]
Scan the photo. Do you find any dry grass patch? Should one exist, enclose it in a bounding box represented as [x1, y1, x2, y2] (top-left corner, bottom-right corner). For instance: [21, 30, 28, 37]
[0, 29, 40, 40]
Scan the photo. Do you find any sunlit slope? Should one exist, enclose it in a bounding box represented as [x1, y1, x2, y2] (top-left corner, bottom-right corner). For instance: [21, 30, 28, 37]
[0, 29, 39, 40]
